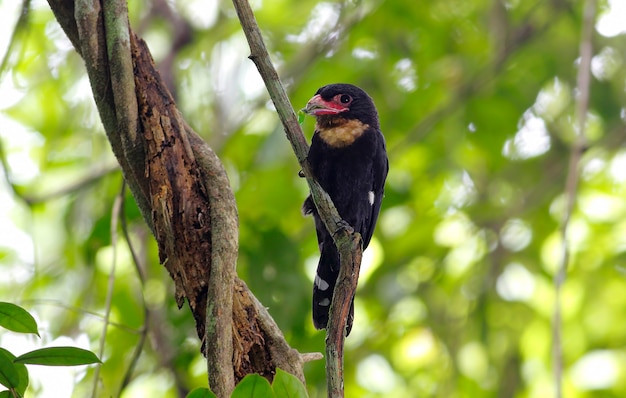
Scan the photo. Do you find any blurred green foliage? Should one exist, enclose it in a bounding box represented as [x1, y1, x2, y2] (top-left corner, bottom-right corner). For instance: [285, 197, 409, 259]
[1, 0, 626, 397]
[0, 302, 100, 397]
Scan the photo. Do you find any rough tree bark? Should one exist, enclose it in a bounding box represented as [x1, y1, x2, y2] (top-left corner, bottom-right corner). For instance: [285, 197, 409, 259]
[47, 1, 314, 397]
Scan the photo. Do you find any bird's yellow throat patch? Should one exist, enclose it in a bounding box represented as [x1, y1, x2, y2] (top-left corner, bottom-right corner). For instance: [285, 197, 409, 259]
[317, 118, 369, 148]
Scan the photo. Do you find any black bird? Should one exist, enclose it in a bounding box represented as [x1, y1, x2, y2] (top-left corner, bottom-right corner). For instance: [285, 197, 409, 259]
[302, 83, 388, 334]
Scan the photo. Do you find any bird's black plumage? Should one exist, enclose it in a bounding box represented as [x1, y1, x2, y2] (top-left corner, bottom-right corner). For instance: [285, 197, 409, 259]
[302, 83, 388, 334]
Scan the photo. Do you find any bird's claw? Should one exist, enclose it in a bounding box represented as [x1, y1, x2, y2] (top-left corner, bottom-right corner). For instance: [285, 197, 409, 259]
[335, 219, 354, 235]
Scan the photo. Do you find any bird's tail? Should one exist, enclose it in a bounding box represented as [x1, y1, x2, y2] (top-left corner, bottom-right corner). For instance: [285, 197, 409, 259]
[312, 243, 354, 335]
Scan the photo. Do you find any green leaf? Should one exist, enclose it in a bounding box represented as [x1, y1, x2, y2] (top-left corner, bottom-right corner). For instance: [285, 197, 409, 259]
[297, 110, 306, 125]
[231, 374, 275, 398]
[0, 349, 27, 395]
[271, 369, 308, 398]
[186, 387, 217, 398]
[0, 302, 39, 336]
[0, 349, 19, 390]
[0, 390, 15, 398]
[14, 347, 100, 366]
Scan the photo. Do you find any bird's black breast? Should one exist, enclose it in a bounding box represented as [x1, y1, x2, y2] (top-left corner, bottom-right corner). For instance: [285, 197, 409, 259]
[307, 127, 383, 243]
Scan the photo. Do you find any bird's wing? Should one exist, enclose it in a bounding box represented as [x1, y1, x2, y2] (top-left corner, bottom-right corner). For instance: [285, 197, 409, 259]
[361, 130, 388, 248]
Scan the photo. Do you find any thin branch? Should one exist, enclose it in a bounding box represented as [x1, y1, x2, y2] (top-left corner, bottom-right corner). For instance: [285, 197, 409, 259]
[20, 299, 142, 334]
[552, 0, 595, 397]
[0, 0, 30, 79]
[27, 164, 119, 205]
[119, 182, 151, 394]
[0, 138, 25, 203]
[390, 1, 571, 154]
[207, 1, 378, 153]
[0, 133, 118, 205]
[230, 0, 308, 164]
[278, 1, 382, 86]
[92, 179, 125, 398]
[231, 0, 362, 396]
[142, 0, 194, 98]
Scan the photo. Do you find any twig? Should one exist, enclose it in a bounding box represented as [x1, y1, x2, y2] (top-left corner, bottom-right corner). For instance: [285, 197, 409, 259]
[20, 299, 142, 334]
[0, 139, 25, 203]
[30, 164, 119, 205]
[92, 179, 125, 397]
[230, 0, 362, 396]
[552, 0, 595, 397]
[0, 135, 118, 205]
[391, 1, 571, 154]
[0, 0, 30, 79]
[118, 182, 151, 394]
[207, 1, 378, 153]
[230, 0, 308, 164]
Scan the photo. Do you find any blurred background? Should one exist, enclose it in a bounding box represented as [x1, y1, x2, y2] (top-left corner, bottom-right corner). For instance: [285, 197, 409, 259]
[1, 0, 626, 397]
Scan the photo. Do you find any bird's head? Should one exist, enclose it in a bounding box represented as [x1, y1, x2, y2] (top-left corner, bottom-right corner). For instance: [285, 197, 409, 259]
[303, 83, 380, 129]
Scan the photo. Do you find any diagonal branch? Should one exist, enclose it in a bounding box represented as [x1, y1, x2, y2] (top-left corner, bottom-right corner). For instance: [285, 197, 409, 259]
[231, 0, 362, 396]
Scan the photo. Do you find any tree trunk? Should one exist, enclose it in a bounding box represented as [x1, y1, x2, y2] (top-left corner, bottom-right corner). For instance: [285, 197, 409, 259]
[47, 1, 310, 396]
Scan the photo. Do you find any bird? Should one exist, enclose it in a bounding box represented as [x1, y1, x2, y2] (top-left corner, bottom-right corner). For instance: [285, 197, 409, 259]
[302, 83, 388, 335]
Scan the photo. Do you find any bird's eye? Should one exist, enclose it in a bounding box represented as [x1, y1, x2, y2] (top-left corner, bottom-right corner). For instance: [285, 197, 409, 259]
[340, 95, 352, 104]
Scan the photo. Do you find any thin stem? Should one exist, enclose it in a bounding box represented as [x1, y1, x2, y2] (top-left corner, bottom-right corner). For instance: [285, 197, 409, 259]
[21, 298, 141, 334]
[553, 0, 595, 396]
[230, 1, 361, 396]
[91, 180, 125, 397]
[118, 181, 150, 394]
[0, 0, 30, 78]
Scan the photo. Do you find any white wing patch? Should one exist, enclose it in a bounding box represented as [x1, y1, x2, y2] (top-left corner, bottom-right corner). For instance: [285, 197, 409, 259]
[368, 191, 375, 206]
[315, 274, 330, 291]
[319, 298, 331, 306]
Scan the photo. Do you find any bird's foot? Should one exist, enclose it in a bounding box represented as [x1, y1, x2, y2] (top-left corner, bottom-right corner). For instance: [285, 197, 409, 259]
[335, 219, 354, 235]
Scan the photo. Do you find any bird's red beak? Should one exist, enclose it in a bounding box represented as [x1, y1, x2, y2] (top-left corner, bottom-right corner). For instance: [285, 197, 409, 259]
[304, 94, 348, 116]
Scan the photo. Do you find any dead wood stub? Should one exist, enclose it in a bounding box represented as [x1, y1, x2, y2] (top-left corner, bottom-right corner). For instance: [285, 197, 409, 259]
[232, 280, 275, 383]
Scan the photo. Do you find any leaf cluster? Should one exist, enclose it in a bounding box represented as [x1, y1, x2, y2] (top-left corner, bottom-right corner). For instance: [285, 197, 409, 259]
[0, 302, 100, 397]
[188, 368, 308, 398]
